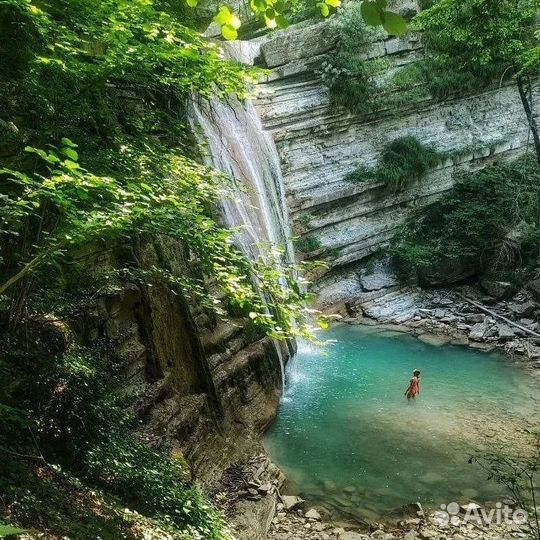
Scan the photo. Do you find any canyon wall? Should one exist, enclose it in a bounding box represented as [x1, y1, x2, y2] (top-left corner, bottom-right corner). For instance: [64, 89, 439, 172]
[245, 14, 538, 307]
[76, 239, 290, 483]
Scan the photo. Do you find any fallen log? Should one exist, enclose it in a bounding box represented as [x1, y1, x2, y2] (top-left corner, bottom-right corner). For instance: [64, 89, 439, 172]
[456, 293, 540, 339]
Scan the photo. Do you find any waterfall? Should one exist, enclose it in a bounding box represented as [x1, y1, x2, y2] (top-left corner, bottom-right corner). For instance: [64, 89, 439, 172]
[188, 46, 295, 386]
[189, 96, 294, 265]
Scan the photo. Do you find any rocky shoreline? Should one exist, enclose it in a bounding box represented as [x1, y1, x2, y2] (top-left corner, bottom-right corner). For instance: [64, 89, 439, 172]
[316, 259, 540, 366]
[219, 453, 536, 540]
[344, 280, 540, 366]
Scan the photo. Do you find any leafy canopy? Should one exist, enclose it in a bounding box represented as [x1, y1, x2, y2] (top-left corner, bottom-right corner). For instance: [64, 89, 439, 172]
[193, 0, 407, 39]
[412, 0, 539, 96]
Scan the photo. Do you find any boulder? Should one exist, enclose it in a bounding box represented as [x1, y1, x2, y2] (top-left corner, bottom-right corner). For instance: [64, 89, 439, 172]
[465, 313, 484, 324]
[232, 494, 277, 540]
[260, 21, 338, 68]
[305, 508, 321, 520]
[497, 323, 515, 341]
[527, 279, 540, 302]
[360, 262, 398, 291]
[280, 495, 304, 511]
[480, 279, 517, 300]
[510, 301, 536, 318]
[469, 320, 489, 341]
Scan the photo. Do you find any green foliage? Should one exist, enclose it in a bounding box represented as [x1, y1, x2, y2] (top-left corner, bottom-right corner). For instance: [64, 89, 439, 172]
[186, 0, 406, 37]
[470, 449, 539, 537]
[325, 0, 536, 114]
[391, 155, 539, 281]
[361, 0, 407, 36]
[0, 1, 315, 536]
[294, 236, 322, 254]
[322, 1, 413, 114]
[0, 345, 229, 539]
[347, 136, 446, 192]
[320, 1, 387, 113]
[0, 524, 25, 538]
[412, 0, 539, 98]
[298, 213, 314, 229]
[0, 0, 317, 340]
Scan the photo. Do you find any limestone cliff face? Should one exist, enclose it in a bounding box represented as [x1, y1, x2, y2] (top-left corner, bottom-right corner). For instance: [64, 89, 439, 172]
[244, 15, 538, 305]
[76, 240, 290, 483]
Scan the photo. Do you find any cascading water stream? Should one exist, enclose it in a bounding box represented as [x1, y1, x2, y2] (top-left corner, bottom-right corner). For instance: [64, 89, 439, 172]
[188, 43, 295, 386]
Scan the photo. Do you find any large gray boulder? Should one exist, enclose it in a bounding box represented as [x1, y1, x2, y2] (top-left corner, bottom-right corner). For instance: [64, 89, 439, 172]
[469, 320, 488, 341]
[360, 261, 398, 291]
[280, 495, 304, 510]
[497, 323, 516, 341]
[480, 278, 517, 300]
[510, 301, 536, 318]
[260, 21, 338, 68]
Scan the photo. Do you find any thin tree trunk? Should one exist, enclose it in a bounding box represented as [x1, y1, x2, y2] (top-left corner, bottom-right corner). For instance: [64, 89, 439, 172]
[516, 75, 540, 266]
[0, 254, 46, 296]
[517, 75, 540, 165]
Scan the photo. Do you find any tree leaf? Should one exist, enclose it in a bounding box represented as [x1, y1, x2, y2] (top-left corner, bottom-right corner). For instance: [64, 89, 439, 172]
[375, 0, 387, 8]
[186, 0, 198, 7]
[360, 1, 382, 26]
[276, 14, 288, 28]
[319, 2, 330, 17]
[214, 6, 233, 26]
[382, 11, 407, 36]
[250, 0, 266, 12]
[60, 137, 77, 148]
[221, 24, 238, 40]
[317, 318, 329, 330]
[0, 524, 26, 538]
[264, 15, 277, 28]
[325, 0, 341, 8]
[62, 147, 79, 161]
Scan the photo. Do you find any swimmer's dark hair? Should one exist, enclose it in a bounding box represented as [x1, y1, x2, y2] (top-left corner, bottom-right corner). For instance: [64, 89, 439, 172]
[413, 369, 420, 376]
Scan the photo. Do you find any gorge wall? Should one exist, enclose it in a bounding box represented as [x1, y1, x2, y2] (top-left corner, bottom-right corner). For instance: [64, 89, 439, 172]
[238, 11, 538, 308]
[74, 238, 289, 483]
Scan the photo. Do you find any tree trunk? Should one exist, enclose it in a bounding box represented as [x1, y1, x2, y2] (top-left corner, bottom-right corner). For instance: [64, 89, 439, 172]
[516, 75, 540, 166]
[516, 75, 540, 267]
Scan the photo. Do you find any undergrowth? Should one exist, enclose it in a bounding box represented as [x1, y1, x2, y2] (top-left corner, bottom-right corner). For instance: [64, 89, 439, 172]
[390, 154, 539, 283]
[320, 2, 385, 114]
[0, 344, 229, 539]
[294, 236, 322, 254]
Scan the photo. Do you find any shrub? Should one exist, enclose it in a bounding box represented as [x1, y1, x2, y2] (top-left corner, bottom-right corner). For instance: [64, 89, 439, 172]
[294, 236, 322, 253]
[390, 155, 539, 282]
[412, 0, 538, 99]
[0, 345, 229, 539]
[321, 2, 385, 114]
[347, 136, 446, 192]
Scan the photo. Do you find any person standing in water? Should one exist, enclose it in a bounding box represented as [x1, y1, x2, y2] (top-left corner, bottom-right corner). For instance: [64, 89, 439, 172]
[404, 369, 420, 401]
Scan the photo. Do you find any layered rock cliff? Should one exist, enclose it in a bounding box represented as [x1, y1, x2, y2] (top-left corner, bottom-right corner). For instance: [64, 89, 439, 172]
[238, 14, 538, 307]
[75, 239, 290, 483]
